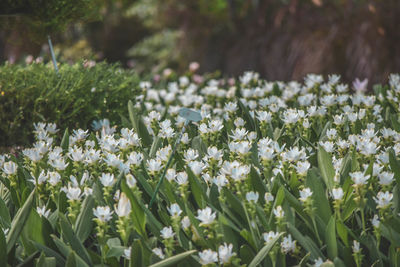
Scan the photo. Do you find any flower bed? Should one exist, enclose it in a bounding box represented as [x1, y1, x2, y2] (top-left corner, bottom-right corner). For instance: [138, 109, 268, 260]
[1, 72, 400, 266]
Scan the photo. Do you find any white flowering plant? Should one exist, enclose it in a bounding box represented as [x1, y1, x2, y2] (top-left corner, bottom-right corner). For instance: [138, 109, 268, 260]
[1, 72, 400, 266]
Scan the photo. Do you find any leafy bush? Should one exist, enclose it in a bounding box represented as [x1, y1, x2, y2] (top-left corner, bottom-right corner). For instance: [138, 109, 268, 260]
[0, 61, 141, 147]
[1, 72, 400, 266]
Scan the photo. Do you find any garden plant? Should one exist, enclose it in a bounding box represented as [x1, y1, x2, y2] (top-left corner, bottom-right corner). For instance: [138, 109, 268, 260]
[1, 71, 400, 266]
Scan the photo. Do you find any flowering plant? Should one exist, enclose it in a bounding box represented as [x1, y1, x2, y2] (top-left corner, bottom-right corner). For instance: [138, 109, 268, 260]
[1, 72, 400, 266]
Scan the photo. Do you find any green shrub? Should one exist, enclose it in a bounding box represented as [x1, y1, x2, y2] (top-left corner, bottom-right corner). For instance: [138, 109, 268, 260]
[0, 61, 141, 147]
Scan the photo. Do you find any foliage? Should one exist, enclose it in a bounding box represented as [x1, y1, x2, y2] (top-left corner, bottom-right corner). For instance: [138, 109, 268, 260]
[0, 61, 141, 147]
[0, 0, 101, 40]
[1, 71, 400, 266]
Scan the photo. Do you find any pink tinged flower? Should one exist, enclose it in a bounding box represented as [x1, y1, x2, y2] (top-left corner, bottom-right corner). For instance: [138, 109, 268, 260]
[353, 78, 368, 93]
[93, 206, 113, 222]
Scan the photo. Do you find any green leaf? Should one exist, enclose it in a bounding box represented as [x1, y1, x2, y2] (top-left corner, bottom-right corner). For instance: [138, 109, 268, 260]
[240, 245, 255, 265]
[287, 222, 323, 260]
[59, 213, 92, 265]
[317, 146, 335, 191]
[306, 169, 331, 224]
[36, 253, 56, 267]
[130, 239, 142, 267]
[121, 180, 146, 236]
[128, 100, 152, 147]
[0, 225, 6, 265]
[32, 241, 66, 266]
[52, 235, 89, 267]
[187, 168, 206, 209]
[65, 251, 77, 267]
[60, 128, 69, 152]
[149, 136, 163, 158]
[388, 148, 400, 184]
[6, 189, 35, 253]
[0, 196, 11, 228]
[238, 100, 255, 131]
[74, 195, 94, 242]
[248, 232, 283, 267]
[149, 250, 196, 267]
[325, 216, 338, 259]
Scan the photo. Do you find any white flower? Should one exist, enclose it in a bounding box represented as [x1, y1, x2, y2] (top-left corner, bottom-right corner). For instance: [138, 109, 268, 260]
[64, 186, 82, 200]
[378, 171, 394, 186]
[23, 148, 42, 162]
[313, 257, 324, 267]
[68, 146, 85, 162]
[126, 174, 137, 188]
[374, 191, 393, 209]
[36, 206, 51, 218]
[199, 249, 218, 265]
[152, 247, 165, 259]
[371, 215, 380, 228]
[93, 206, 113, 222]
[100, 173, 115, 187]
[49, 158, 69, 171]
[273, 206, 284, 219]
[147, 159, 163, 174]
[176, 171, 188, 185]
[181, 216, 191, 229]
[3, 161, 17, 175]
[264, 192, 274, 203]
[160, 226, 175, 239]
[350, 171, 370, 186]
[257, 111, 272, 122]
[331, 188, 344, 200]
[263, 231, 280, 243]
[115, 193, 131, 217]
[299, 187, 313, 203]
[167, 203, 182, 217]
[196, 207, 216, 226]
[352, 240, 361, 253]
[188, 161, 205, 175]
[319, 141, 334, 153]
[123, 247, 131, 259]
[295, 161, 310, 176]
[246, 191, 259, 202]
[48, 171, 61, 186]
[281, 234, 296, 254]
[353, 78, 368, 93]
[218, 243, 235, 264]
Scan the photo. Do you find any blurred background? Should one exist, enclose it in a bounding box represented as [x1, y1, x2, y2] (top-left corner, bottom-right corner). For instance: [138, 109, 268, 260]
[1, 0, 400, 84]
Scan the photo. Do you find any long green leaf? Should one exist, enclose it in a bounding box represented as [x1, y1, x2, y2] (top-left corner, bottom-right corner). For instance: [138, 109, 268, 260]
[317, 146, 334, 191]
[74, 195, 94, 242]
[149, 250, 196, 267]
[326, 216, 337, 259]
[59, 214, 92, 265]
[6, 189, 35, 253]
[0, 226, 6, 264]
[248, 232, 283, 267]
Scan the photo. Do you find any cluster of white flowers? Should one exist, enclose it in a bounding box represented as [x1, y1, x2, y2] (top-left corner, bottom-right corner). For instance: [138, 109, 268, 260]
[2, 72, 400, 266]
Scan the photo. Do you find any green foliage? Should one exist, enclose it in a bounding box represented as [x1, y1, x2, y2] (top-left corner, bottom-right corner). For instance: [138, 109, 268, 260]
[0, 0, 101, 40]
[0, 61, 141, 147]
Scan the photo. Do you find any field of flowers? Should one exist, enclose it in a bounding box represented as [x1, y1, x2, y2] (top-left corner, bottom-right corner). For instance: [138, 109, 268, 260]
[1, 72, 400, 266]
